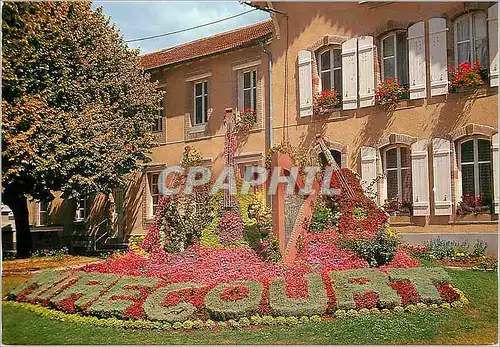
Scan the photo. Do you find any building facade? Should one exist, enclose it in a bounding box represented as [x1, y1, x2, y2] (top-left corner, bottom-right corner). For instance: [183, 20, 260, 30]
[15, 2, 498, 252]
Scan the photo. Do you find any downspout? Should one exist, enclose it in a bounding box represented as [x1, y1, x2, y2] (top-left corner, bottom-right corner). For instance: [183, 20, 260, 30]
[261, 41, 273, 150]
[261, 41, 273, 209]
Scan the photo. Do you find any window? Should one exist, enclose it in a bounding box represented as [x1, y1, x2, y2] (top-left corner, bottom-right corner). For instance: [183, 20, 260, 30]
[194, 81, 209, 125]
[152, 98, 164, 132]
[319, 149, 342, 168]
[238, 162, 260, 180]
[459, 138, 492, 200]
[318, 48, 342, 95]
[38, 201, 49, 226]
[384, 146, 412, 203]
[242, 70, 257, 111]
[455, 12, 488, 67]
[381, 31, 408, 85]
[75, 198, 87, 221]
[148, 173, 160, 216]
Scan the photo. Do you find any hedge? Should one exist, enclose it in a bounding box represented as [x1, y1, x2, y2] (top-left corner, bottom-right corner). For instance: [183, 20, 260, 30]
[6, 267, 465, 323]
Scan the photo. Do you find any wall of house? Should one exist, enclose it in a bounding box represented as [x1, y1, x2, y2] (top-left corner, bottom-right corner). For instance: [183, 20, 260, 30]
[268, 1, 498, 233]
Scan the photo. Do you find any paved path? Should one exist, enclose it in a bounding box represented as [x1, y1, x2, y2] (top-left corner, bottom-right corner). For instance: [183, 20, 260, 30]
[400, 232, 498, 255]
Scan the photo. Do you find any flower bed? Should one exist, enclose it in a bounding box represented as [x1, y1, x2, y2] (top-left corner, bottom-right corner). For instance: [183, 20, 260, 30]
[7, 233, 466, 328]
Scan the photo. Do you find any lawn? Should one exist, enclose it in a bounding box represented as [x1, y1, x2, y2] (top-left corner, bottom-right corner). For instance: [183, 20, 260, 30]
[2, 267, 497, 345]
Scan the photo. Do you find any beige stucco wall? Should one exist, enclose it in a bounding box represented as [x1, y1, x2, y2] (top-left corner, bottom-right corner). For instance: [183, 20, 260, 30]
[268, 1, 498, 233]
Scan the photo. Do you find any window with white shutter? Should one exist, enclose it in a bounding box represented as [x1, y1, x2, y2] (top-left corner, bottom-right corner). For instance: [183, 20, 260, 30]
[408, 21, 426, 99]
[488, 4, 499, 87]
[492, 133, 499, 213]
[298, 50, 313, 117]
[383, 146, 413, 204]
[360, 146, 377, 199]
[411, 140, 430, 216]
[342, 38, 358, 110]
[358, 36, 375, 108]
[454, 12, 488, 67]
[458, 138, 493, 207]
[429, 18, 449, 96]
[432, 138, 452, 215]
[318, 47, 342, 96]
[381, 31, 408, 86]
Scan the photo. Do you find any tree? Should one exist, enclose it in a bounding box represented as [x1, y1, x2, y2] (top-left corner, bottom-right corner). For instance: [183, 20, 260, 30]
[2, 2, 162, 257]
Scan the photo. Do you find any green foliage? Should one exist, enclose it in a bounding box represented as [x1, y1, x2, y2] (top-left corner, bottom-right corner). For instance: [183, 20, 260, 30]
[143, 283, 199, 322]
[269, 273, 328, 317]
[340, 228, 398, 266]
[204, 280, 263, 320]
[2, 2, 161, 198]
[472, 240, 488, 257]
[309, 198, 339, 232]
[88, 276, 161, 319]
[387, 268, 450, 304]
[424, 238, 467, 260]
[329, 268, 401, 310]
[31, 247, 69, 260]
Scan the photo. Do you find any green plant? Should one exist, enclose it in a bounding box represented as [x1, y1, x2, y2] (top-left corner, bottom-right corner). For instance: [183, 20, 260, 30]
[472, 240, 488, 257]
[309, 198, 339, 232]
[340, 228, 398, 267]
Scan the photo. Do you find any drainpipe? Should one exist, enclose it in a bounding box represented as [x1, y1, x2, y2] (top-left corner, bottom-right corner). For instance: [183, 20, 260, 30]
[261, 41, 273, 209]
[261, 41, 273, 149]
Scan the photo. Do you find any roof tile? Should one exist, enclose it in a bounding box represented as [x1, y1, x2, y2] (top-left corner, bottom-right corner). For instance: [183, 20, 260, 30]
[140, 20, 273, 70]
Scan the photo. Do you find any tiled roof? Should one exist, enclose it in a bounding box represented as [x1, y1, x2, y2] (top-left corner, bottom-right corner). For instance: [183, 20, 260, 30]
[139, 20, 273, 70]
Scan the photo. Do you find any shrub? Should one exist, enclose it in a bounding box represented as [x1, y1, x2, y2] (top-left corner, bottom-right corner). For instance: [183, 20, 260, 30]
[334, 309, 346, 318]
[205, 319, 216, 329]
[310, 198, 338, 232]
[310, 314, 322, 322]
[340, 228, 398, 267]
[472, 240, 488, 257]
[393, 306, 404, 313]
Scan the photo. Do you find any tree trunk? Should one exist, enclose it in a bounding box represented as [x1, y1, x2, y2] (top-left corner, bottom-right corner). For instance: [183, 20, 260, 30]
[3, 193, 32, 257]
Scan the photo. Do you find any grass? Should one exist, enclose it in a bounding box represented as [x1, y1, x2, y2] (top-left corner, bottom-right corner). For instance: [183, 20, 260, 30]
[1, 268, 497, 345]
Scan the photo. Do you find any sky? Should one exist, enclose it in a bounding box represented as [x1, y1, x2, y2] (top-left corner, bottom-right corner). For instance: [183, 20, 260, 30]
[92, 1, 270, 54]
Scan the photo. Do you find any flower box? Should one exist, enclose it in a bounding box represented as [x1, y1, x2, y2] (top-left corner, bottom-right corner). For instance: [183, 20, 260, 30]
[375, 79, 409, 108]
[448, 61, 485, 93]
[235, 109, 257, 132]
[313, 89, 340, 116]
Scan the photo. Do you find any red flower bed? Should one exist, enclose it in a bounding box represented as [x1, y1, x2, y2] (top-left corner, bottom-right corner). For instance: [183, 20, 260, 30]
[389, 280, 420, 305]
[354, 291, 379, 309]
[220, 285, 249, 302]
[436, 283, 461, 303]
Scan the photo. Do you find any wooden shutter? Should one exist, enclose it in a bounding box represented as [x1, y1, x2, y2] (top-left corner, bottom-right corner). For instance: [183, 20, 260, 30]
[429, 18, 448, 96]
[411, 140, 430, 216]
[493, 133, 499, 214]
[408, 21, 427, 99]
[360, 146, 377, 198]
[342, 38, 358, 110]
[488, 4, 499, 87]
[358, 36, 375, 108]
[432, 138, 453, 215]
[298, 50, 313, 117]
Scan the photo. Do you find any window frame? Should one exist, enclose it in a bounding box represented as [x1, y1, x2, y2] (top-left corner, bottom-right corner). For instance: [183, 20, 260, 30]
[75, 198, 88, 222]
[147, 172, 160, 217]
[317, 46, 342, 93]
[193, 80, 209, 125]
[380, 31, 408, 84]
[241, 69, 257, 111]
[38, 201, 49, 226]
[454, 12, 488, 66]
[457, 136, 493, 200]
[383, 145, 412, 202]
[152, 98, 164, 132]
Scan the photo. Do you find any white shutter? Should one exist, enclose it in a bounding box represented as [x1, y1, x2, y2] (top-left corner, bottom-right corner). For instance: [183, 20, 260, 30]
[429, 18, 448, 96]
[408, 21, 427, 99]
[493, 133, 499, 214]
[432, 138, 453, 215]
[411, 140, 430, 215]
[358, 36, 375, 108]
[298, 50, 313, 117]
[342, 38, 358, 110]
[360, 146, 377, 199]
[488, 4, 498, 87]
[237, 72, 244, 110]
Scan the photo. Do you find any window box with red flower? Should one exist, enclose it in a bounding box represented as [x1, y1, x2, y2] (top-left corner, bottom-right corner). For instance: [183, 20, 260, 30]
[235, 108, 257, 132]
[375, 79, 409, 108]
[448, 61, 485, 93]
[313, 89, 340, 116]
